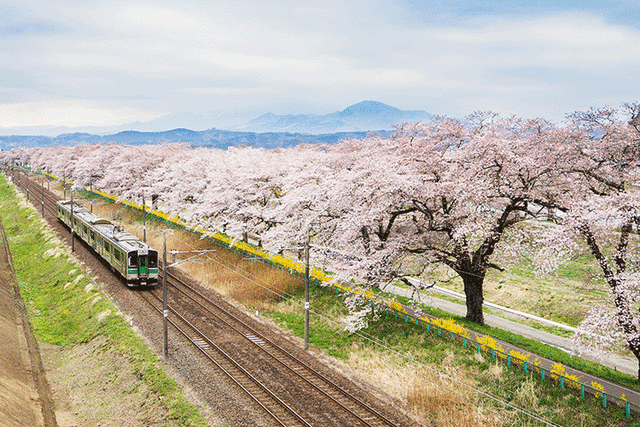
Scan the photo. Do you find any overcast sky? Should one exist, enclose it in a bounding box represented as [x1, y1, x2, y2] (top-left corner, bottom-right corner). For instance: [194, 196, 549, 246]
[1, 0, 639, 129]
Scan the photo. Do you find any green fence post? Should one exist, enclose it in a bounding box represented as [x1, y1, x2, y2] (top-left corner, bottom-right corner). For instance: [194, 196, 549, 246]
[580, 385, 584, 400]
[524, 362, 527, 373]
[395, 310, 398, 320]
[450, 331, 454, 341]
[438, 327, 441, 336]
[426, 324, 430, 332]
[477, 343, 481, 353]
[507, 356, 511, 369]
[626, 402, 631, 419]
[560, 377, 564, 389]
[463, 337, 467, 348]
[405, 313, 408, 324]
[415, 318, 419, 326]
[541, 369, 545, 381]
[602, 393, 607, 409]
[491, 349, 495, 360]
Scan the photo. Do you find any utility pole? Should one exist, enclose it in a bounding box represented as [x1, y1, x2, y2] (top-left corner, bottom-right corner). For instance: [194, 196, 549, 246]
[304, 232, 310, 350]
[162, 230, 169, 360]
[70, 190, 75, 253]
[63, 171, 66, 200]
[161, 229, 215, 361]
[142, 192, 146, 243]
[40, 172, 44, 215]
[276, 231, 312, 351]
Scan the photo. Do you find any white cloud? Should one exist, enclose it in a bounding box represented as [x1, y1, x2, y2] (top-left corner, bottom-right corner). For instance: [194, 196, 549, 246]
[0, 99, 162, 127]
[1, 1, 640, 127]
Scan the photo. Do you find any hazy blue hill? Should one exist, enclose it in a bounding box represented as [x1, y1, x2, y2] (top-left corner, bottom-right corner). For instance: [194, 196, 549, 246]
[0, 128, 390, 151]
[337, 100, 403, 117]
[109, 128, 204, 143]
[233, 101, 431, 134]
[0, 101, 426, 150]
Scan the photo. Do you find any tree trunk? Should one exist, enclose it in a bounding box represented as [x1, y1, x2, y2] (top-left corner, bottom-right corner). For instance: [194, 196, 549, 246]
[462, 272, 485, 325]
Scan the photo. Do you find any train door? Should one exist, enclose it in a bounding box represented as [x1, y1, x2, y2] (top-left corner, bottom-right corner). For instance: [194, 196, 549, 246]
[139, 255, 149, 275]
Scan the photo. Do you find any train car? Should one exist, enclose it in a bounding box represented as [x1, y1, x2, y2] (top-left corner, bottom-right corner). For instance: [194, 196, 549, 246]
[56, 200, 159, 287]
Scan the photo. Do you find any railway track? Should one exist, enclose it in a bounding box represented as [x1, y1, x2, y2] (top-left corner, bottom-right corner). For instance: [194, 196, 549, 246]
[139, 287, 314, 426]
[6, 169, 410, 427]
[154, 269, 399, 427]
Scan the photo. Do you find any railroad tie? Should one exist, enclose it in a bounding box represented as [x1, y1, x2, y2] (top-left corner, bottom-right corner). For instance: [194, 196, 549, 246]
[245, 334, 266, 346]
[192, 337, 210, 350]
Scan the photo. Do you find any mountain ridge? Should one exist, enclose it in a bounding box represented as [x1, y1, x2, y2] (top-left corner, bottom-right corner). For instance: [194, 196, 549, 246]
[0, 101, 431, 150]
[0, 128, 392, 151]
[232, 100, 431, 134]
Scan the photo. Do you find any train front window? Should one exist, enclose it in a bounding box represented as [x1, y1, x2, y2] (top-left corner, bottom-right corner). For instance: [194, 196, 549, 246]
[148, 252, 158, 268]
[128, 252, 138, 267]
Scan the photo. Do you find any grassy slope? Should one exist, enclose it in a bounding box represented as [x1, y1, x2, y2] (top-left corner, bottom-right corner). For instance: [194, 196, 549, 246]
[0, 175, 209, 427]
[264, 285, 640, 427]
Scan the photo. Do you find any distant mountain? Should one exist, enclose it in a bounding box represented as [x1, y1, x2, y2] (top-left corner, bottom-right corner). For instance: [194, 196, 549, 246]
[0, 128, 391, 151]
[0, 101, 431, 150]
[233, 101, 431, 134]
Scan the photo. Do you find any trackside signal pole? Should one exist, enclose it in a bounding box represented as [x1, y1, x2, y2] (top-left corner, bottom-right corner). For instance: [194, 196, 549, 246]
[142, 192, 146, 243]
[70, 190, 75, 253]
[162, 230, 169, 360]
[161, 229, 215, 361]
[304, 233, 310, 350]
[40, 172, 45, 215]
[276, 230, 312, 350]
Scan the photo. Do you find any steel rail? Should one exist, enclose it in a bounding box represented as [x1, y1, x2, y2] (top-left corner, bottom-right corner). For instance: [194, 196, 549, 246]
[139, 288, 313, 427]
[161, 269, 399, 427]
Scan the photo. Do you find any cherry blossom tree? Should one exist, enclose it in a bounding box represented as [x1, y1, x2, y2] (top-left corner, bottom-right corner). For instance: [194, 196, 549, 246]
[294, 114, 566, 325]
[549, 105, 640, 378]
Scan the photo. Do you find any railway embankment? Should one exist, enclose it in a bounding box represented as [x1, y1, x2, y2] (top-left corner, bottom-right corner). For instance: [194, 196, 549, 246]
[0, 174, 209, 427]
[0, 216, 54, 426]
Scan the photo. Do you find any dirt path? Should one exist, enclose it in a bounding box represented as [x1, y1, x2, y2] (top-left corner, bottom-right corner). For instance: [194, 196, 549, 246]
[0, 217, 57, 427]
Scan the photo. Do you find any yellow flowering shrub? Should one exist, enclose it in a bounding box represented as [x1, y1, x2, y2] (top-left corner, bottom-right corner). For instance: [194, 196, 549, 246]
[429, 317, 469, 338]
[476, 335, 505, 355]
[592, 381, 605, 399]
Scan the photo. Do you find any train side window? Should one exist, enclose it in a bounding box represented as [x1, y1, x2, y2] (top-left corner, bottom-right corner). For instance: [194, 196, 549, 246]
[115, 251, 122, 262]
[104, 241, 110, 252]
[83, 225, 88, 233]
[90, 231, 95, 240]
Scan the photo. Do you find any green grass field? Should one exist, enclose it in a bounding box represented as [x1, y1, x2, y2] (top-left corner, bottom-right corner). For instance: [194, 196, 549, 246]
[0, 175, 208, 427]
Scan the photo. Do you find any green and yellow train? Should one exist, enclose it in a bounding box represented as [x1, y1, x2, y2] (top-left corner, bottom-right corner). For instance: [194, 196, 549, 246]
[56, 200, 159, 287]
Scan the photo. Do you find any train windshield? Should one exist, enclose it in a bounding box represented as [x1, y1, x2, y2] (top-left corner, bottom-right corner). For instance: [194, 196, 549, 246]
[128, 252, 138, 267]
[148, 251, 158, 268]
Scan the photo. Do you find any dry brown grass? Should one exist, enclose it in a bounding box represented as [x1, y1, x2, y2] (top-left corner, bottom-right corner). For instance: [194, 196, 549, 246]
[348, 349, 503, 427]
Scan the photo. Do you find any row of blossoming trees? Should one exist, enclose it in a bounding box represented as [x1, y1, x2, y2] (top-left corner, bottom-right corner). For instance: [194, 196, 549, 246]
[3, 104, 640, 376]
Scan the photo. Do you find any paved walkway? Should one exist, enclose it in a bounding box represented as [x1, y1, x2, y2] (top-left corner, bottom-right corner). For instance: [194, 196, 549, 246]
[380, 283, 640, 410]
